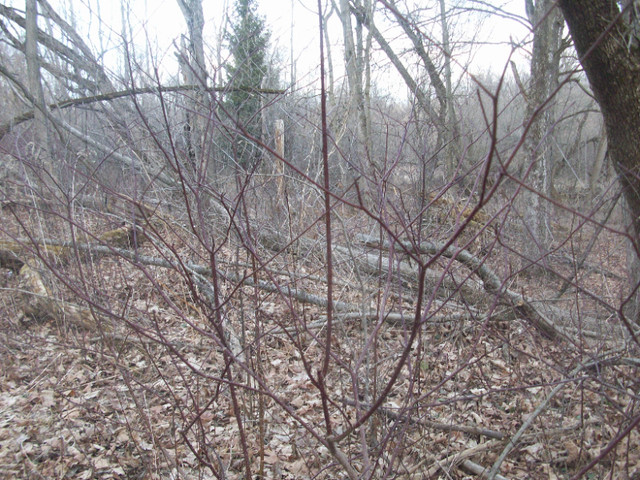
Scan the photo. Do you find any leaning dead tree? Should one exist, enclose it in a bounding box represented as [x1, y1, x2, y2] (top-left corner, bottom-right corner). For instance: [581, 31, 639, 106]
[0, 84, 285, 140]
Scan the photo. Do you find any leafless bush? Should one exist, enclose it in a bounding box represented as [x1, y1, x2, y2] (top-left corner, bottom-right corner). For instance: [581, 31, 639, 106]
[1, 4, 639, 480]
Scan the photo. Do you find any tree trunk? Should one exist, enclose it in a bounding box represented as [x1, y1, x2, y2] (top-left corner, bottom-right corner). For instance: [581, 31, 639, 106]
[521, 0, 563, 267]
[589, 123, 608, 197]
[176, 0, 210, 177]
[26, 0, 48, 159]
[558, 0, 640, 322]
[335, 0, 373, 172]
[438, 0, 462, 181]
[377, 0, 457, 184]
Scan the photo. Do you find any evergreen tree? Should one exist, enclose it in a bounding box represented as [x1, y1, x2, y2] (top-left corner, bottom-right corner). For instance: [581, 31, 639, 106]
[225, 0, 270, 168]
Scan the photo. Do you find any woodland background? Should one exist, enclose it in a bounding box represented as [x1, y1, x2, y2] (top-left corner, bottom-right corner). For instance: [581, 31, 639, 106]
[1, 0, 639, 479]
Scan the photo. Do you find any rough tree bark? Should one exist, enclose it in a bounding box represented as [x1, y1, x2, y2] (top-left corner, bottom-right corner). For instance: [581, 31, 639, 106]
[558, 0, 640, 323]
[25, 0, 49, 161]
[521, 0, 564, 266]
[176, 0, 208, 87]
[176, 0, 210, 175]
[438, 0, 461, 180]
[334, 0, 374, 170]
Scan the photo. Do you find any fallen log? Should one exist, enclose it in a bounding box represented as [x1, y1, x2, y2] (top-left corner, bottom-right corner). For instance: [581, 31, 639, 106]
[0, 246, 24, 272]
[0, 222, 152, 271]
[0, 240, 72, 272]
[258, 225, 479, 302]
[4, 222, 155, 329]
[332, 244, 481, 300]
[18, 262, 98, 330]
[356, 234, 564, 340]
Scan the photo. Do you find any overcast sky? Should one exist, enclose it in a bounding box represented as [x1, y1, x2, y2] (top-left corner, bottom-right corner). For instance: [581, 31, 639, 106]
[135, 0, 530, 91]
[8, 0, 531, 96]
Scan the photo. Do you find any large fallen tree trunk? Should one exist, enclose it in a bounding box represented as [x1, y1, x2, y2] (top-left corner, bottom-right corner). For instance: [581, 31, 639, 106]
[30, 242, 355, 312]
[2, 222, 154, 329]
[356, 235, 634, 342]
[0, 224, 151, 272]
[258, 225, 480, 302]
[4, 217, 618, 343]
[356, 234, 568, 340]
[5, 190, 619, 343]
[17, 262, 97, 329]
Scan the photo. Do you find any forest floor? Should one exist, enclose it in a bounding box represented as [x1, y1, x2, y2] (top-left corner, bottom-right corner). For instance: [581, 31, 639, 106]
[0, 196, 639, 480]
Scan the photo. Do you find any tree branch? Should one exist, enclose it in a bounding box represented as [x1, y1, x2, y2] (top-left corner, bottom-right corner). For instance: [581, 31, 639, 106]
[0, 84, 285, 139]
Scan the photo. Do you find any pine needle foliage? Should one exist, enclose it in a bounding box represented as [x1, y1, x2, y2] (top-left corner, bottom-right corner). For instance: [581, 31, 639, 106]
[225, 0, 270, 167]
